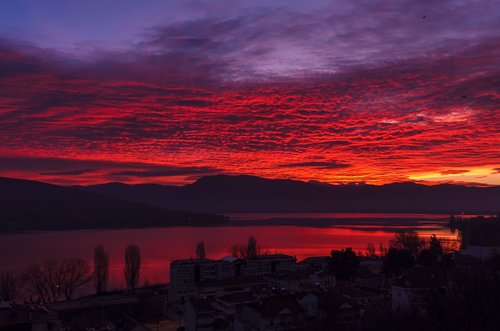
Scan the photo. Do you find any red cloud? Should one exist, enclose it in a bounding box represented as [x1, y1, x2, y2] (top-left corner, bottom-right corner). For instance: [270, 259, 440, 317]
[0, 39, 499, 185]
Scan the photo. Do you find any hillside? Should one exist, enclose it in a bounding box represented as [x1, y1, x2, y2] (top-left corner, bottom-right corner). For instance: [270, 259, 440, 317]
[0, 177, 228, 231]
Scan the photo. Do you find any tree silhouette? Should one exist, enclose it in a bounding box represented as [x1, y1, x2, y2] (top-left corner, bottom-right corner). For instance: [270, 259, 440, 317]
[366, 243, 376, 257]
[429, 234, 443, 256]
[229, 236, 261, 258]
[383, 248, 415, 277]
[93, 245, 109, 294]
[246, 235, 258, 258]
[23, 258, 91, 303]
[124, 244, 141, 293]
[229, 244, 240, 257]
[390, 231, 424, 257]
[0, 271, 22, 302]
[59, 258, 92, 300]
[330, 248, 360, 280]
[379, 242, 387, 256]
[196, 241, 206, 259]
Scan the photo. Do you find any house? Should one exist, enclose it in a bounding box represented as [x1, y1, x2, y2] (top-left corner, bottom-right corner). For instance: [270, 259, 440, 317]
[295, 291, 320, 317]
[264, 270, 312, 293]
[0, 303, 62, 331]
[309, 270, 336, 290]
[340, 287, 382, 308]
[300, 256, 331, 270]
[214, 291, 257, 318]
[460, 245, 500, 261]
[355, 266, 387, 290]
[234, 296, 306, 331]
[323, 294, 361, 330]
[391, 266, 448, 315]
[185, 298, 216, 331]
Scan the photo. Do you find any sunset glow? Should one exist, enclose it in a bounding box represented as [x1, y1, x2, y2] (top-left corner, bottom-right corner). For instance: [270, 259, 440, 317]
[0, 0, 499, 186]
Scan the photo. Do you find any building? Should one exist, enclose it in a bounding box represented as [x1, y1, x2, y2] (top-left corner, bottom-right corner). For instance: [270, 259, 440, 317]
[295, 291, 321, 317]
[244, 254, 297, 276]
[323, 294, 361, 330]
[309, 270, 336, 290]
[214, 291, 257, 317]
[234, 296, 306, 331]
[264, 270, 312, 293]
[391, 266, 448, 314]
[170, 254, 298, 302]
[460, 245, 500, 261]
[185, 298, 216, 331]
[0, 302, 62, 331]
[169, 259, 236, 302]
[300, 256, 331, 270]
[197, 276, 267, 298]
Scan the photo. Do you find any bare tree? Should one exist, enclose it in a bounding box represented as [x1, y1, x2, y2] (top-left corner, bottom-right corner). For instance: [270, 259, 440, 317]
[196, 241, 206, 260]
[23, 262, 53, 303]
[379, 242, 387, 256]
[23, 258, 91, 303]
[124, 244, 141, 293]
[235, 236, 261, 258]
[366, 243, 376, 257]
[0, 271, 22, 302]
[246, 235, 259, 258]
[37, 260, 62, 303]
[229, 244, 240, 257]
[93, 245, 109, 294]
[59, 258, 91, 300]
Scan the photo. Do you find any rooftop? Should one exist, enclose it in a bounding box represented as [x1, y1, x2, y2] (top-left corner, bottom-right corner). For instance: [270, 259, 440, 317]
[393, 266, 448, 289]
[217, 291, 256, 304]
[248, 254, 296, 260]
[188, 298, 215, 312]
[198, 275, 267, 288]
[266, 270, 312, 281]
[246, 296, 304, 316]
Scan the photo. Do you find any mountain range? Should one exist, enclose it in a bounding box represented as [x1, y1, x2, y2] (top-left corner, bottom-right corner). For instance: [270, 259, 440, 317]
[1, 175, 498, 232]
[79, 175, 500, 214]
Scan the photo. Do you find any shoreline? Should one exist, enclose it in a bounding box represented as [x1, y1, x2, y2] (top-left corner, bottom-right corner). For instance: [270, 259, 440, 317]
[0, 216, 452, 234]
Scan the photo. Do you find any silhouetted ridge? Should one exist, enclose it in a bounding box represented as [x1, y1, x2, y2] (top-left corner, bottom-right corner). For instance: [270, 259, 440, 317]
[0, 177, 227, 232]
[80, 175, 500, 214]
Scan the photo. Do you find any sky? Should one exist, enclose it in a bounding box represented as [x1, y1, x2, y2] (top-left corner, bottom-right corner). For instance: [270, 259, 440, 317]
[0, 0, 499, 186]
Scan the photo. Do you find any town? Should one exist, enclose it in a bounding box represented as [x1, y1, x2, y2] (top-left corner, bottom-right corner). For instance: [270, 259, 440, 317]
[1, 216, 500, 331]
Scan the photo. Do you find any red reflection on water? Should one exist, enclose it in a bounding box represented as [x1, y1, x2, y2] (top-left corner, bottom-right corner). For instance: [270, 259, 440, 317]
[0, 225, 456, 290]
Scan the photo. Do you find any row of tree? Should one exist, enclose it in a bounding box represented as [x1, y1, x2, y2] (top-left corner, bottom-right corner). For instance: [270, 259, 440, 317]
[0, 244, 142, 303]
[194, 235, 264, 260]
[328, 231, 454, 280]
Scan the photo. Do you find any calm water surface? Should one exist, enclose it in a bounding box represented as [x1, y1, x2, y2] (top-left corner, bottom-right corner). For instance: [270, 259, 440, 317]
[0, 213, 457, 290]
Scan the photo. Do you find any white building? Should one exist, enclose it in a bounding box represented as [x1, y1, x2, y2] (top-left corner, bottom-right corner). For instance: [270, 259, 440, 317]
[185, 298, 216, 331]
[244, 254, 297, 276]
[234, 296, 306, 331]
[169, 259, 236, 302]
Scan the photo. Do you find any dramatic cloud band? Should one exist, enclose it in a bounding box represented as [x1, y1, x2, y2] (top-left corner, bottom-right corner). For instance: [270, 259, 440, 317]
[0, 0, 499, 185]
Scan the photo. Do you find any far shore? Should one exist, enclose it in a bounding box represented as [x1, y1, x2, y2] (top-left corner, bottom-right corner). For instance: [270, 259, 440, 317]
[1, 214, 457, 233]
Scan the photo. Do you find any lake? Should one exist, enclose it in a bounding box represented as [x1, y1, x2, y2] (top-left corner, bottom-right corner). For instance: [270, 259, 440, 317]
[0, 213, 458, 292]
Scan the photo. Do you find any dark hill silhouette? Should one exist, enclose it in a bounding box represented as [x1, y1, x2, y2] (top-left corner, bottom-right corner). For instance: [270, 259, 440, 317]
[0, 177, 227, 231]
[80, 175, 500, 214]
